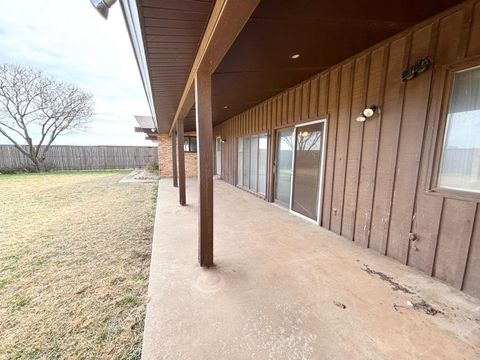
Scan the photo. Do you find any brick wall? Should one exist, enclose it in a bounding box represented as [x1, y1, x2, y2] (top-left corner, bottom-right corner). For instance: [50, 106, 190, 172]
[157, 134, 172, 178]
[157, 133, 197, 178]
[184, 153, 197, 178]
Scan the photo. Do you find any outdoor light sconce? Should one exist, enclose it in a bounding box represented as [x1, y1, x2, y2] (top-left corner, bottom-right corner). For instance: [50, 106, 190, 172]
[356, 105, 378, 122]
[401, 56, 433, 81]
[221, 138, 227, 144]
[90, 0, 118, 19]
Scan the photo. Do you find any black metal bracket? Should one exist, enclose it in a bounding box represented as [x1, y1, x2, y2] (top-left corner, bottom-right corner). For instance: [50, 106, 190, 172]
[401, 56, 433, 82]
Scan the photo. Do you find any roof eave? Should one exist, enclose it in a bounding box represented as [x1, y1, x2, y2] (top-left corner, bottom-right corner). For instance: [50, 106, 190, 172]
[120, 0, 158, 131]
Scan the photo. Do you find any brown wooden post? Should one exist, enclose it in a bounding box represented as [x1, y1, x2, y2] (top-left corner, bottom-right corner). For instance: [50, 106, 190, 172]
[171, 132, 178, 188]
[195, 70, 214, 267]
[177, 119, 186, 206]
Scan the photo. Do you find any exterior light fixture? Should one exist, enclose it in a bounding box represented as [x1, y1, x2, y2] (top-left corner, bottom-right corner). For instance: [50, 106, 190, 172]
[356, 105, 378, 122]
[362, 105, 378, 118]
[90, 0, 117, 19]
[223, 105, 229, 109]
[290, 54, 300, 59]
[221, 138, 227, 143]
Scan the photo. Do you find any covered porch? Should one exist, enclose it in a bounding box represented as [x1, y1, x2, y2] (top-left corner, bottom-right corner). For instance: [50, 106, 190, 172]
[117, 0, 480, 299]
[104, 0, 480, 357]
[142, 178, 480, 359]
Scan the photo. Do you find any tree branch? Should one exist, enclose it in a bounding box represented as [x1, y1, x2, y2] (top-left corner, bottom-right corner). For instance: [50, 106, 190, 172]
[0, 63, 95, 170]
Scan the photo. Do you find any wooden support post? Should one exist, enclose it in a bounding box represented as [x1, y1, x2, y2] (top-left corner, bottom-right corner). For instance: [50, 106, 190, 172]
[195, 71, 214, 267]
[177, 119, 186, 206]
[172, 132, 178, 188]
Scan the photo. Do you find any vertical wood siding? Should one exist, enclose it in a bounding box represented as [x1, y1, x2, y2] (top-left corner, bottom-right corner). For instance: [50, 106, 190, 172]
[213, 0, 480, 298]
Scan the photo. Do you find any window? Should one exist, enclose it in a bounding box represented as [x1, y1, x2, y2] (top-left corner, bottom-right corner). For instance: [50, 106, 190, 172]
[237, 134, 268, 195]
[237, 139, 243, 186]
[243, 137, 250, 187]
[250, 135, 258, 188]
[258, 136, 268, 195]
[183, 136, 197, 153]
[438, 65, 480, 193]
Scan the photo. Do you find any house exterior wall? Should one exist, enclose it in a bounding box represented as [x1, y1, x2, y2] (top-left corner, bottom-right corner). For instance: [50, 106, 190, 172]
[157, 133, 197, 178]
[213, 0, 480, 298]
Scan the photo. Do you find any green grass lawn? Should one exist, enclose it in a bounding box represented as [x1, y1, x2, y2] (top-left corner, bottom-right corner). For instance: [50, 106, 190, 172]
[0, 171, 157, 359]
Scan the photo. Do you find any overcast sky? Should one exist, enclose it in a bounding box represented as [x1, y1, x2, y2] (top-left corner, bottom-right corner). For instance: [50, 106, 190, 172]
[0, 0, 153, 146]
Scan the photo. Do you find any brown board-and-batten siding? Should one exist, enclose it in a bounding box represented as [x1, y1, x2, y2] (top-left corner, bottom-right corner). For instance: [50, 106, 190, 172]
[213, 0, 480, 298]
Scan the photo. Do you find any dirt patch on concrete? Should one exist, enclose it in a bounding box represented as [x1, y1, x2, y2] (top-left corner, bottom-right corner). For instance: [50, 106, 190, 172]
[362, 264, 415, 294]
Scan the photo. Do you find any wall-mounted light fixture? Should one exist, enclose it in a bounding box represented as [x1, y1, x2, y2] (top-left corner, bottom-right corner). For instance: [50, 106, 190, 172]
[221, 138, 227, 144]
[90, 0, 117, 19]
[356, 115, 367, 122]
[356, 105, 378, 122]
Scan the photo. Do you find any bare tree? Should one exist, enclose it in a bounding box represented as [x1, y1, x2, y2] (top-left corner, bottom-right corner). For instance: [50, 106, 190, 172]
[281, 130, 322, 151]
[0, 64, 94, 171]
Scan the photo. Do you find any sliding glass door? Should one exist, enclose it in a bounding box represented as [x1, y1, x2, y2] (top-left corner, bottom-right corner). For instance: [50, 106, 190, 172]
[215, 137, 222, 176]
[258, 136, 268, 195]
[243, 137, 250, 187]
[237, 134, 268, 196]
[237, 139, 243, 186]
[291, 122, 325, 220]
[274, 128, 294, 206]
[274, 120, 326, 222]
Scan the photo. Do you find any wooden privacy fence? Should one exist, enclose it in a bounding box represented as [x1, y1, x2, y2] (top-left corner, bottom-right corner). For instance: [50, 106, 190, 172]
[0, 145, 158, 170]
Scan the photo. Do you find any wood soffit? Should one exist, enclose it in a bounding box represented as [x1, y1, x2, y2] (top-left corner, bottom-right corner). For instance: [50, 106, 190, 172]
[138, 0, 465, 132]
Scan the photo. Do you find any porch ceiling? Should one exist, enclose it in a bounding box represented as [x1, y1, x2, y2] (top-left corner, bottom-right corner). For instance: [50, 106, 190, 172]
[139, 0, 463, 132]
[136, 0, 214, 133]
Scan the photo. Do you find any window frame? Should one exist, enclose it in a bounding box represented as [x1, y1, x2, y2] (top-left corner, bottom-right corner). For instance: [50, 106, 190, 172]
[427, 56, 480, 202]
[237, 138, 243, 187]
[236, 132, 268, 197]
[183, 136, 197, 153]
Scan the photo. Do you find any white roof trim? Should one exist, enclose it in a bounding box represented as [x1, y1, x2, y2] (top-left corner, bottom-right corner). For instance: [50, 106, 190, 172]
[120, 0, 157, 130]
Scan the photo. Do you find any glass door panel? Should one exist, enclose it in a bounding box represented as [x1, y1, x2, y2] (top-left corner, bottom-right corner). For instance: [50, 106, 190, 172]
[291, 122, 324, 220]
[237, 139, 243, 186]
[275, 128, 294, 206]
[258, 135, 268, 195]
[250, 135, 258, 191]
[216, 137, 222, 176]
[243, 137, 250, 188]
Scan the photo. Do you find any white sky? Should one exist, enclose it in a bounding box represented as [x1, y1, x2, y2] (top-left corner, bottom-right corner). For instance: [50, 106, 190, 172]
[0, 0, 153, 146]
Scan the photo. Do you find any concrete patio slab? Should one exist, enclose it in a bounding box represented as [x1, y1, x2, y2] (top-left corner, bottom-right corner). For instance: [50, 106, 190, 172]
[142, 179, 480, 360]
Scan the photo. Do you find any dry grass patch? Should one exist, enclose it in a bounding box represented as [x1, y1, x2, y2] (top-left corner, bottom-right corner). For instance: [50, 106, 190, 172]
[0, 171, 157, 359]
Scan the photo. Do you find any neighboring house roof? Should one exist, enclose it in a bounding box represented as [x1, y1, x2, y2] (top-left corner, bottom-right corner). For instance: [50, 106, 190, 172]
[134, 115, 157, 142]
[135, 115, 156, 129]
